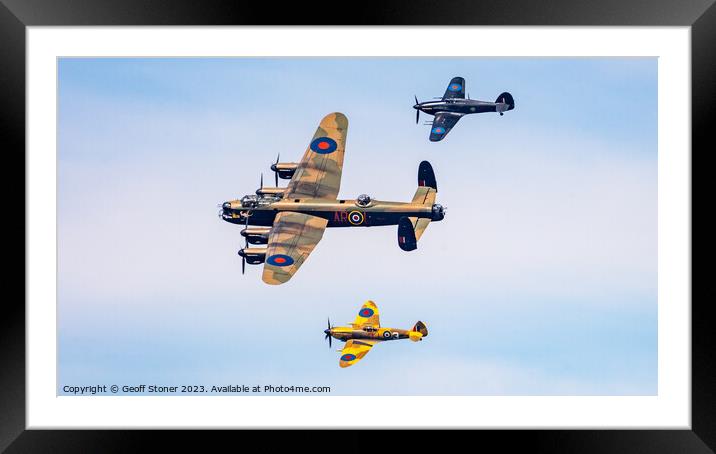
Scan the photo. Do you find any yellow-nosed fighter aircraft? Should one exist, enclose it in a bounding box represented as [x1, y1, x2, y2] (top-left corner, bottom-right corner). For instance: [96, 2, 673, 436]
[324, 300, 428, 368]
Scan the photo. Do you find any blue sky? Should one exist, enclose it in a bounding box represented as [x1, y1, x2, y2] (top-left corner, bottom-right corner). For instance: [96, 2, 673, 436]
[57, 57, 657, 395]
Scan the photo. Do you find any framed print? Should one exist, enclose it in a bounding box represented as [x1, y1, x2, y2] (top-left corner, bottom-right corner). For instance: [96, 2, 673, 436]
[4, 0, 712, 451]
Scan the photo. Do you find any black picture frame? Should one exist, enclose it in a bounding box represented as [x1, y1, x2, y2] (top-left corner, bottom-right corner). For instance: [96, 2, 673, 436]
[3, 0, 711, 451]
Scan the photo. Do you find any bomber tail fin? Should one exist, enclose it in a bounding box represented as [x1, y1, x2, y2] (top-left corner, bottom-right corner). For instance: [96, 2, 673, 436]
[402, 161, 442, 250]
[412, 160, 437, 212]
[398, 217, 418, 251]
[417, 160, 437, 191]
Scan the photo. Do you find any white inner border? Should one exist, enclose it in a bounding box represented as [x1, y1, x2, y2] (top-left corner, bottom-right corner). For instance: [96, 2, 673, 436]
[27, 26, 691, 429]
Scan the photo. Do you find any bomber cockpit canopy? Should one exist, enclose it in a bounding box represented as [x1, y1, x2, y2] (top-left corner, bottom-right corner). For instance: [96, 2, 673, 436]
[356, 194, 372, 207]
[241, 195, 258, 208]
[242, 194, 279, 208]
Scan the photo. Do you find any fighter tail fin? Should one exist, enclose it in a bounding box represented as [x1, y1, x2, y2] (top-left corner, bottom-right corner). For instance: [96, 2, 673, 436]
[495, 92, 515, 110]
[412, 321, 428, 337]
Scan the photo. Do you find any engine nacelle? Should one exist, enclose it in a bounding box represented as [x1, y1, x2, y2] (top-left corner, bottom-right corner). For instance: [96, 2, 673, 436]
[238, 247, 267, 265]
[409, 331, 424, 342]
[241, 227, 271, 245]
[270, 162, 299, 180]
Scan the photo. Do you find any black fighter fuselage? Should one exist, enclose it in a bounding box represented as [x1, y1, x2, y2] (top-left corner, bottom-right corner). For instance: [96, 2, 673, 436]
[413, 97, 506, 117]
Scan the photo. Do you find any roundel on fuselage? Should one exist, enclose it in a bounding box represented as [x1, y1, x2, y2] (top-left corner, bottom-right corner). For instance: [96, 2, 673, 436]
[348, 211, 365, 225]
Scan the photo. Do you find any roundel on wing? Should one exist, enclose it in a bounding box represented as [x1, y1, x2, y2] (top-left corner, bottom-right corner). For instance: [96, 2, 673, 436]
[432, 127, 446, 135]
[359, 307, 374, 318]
[310, 137, 338, 154]
[340, 353, 356, 362]
[348, 211, 365, 225]
[266, 254, 294, 267]
[448, 83, 463, 92]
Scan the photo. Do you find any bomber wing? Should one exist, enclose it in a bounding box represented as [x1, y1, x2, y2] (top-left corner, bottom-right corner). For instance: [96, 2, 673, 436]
[339, 339, 377, 368]
[352, 300, 380, 328]
[442, 76, 466, 100]
[429, 112, 462, 142]
[261, 212, 328, 285]
[284, 112, 348, 200]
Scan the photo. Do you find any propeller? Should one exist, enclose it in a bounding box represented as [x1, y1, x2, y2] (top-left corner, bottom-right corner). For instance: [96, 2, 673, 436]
[241, 227, 248, 274]
[238, 207, 251, 274]
[414, 95, 420, 124]
[259, 173, 263, 190]
[324, 317, 333, 348]
[271, 153, 280, 186]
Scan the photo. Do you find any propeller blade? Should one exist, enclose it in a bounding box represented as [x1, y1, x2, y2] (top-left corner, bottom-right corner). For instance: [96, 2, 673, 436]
[329, 335, 332, 348]
[260, 173, 263, 190]
[327, 317, 331, 330]
[416, 108, 420, 124]
[272, 153, 280, 186]
[415, 95, 419, 104]
[241, 256, 245, 275]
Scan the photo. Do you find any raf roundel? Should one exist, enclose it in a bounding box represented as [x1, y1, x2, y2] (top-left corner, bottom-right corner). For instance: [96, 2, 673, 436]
[359, 307, 374, 318]
[348, 211, 365, 225]
[432, 126, 446, 135]
[266, 254, 294, 267]
[310, 137, 338, 154]
[341, 353, 357, 362]
[448, 83, 463, 92]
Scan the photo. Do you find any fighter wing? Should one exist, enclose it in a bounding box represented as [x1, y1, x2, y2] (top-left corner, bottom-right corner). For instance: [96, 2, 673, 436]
[339, 339, 378, 368]
[442, 76, 465, 100]
[429, 112, 462, 142]
[352, 300, 380, 328]
[284, 112, 348, 200]
[261, 212, 328, 285]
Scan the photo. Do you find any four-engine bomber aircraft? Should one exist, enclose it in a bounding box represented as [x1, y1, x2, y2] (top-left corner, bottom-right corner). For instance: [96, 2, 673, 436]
[413, 76, 515, 142]
[324, 300, 428, 368]
[219, 112, 446, 285]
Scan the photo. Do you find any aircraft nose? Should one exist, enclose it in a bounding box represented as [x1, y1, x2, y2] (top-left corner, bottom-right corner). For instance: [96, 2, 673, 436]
[324, 329, 331, 335]
[413, 104, 419, 109]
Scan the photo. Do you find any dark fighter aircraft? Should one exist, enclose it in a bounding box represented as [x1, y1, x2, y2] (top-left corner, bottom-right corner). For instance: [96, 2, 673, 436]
[219, 112, 446, 285]
[413, 76, 515, 142]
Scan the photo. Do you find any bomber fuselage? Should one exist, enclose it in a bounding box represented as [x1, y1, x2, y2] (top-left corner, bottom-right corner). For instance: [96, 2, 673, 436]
[220, 196, 445, 228]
